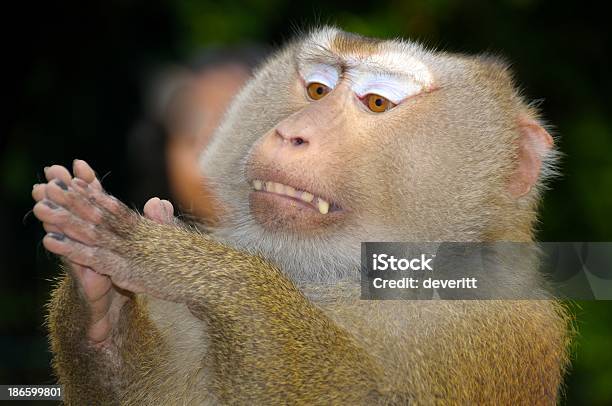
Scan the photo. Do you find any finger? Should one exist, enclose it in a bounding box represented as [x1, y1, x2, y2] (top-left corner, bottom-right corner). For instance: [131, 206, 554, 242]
[72, 159, 103, 191]
[43, 232, 108, 270]
[42, 222, 62, 234]
[34, 200, 99, 245]
[78, 266, 113, 303]
[45, 179, 104, 224]
[69, 263, 113, 305]
[71, 178, 126, 217]
[143, 197, 175, 224]
[64, 259, 114, 330]
[44, 165, 72, 184]
[144, 197, 166, 224]
[70, 265, 113, 344]
[32, 183, 46, 202]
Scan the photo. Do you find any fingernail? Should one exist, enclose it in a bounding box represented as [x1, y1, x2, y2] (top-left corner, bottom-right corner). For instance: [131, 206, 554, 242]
[44, 166, 49, 174]
[43, 200, 58, 209]
[32, 183, 39, 190]
[55, 180, 68, 190]
[48, 232, 65, 241]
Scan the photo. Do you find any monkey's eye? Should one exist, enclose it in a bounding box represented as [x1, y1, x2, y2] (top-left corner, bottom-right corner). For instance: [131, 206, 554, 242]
[306, 82, 331, 101]
[364, 94, 396, 113]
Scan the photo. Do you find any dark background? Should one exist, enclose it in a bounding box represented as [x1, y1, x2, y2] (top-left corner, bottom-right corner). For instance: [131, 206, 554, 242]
[1, 0, 611, 403]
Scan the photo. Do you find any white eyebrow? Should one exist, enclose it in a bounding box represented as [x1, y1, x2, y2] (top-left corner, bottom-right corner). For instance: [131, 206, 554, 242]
[344, 51, 434, 103]
[350, 73, 425, 104]
[298, 63, 340, 88]
[360, 51, 434, 86]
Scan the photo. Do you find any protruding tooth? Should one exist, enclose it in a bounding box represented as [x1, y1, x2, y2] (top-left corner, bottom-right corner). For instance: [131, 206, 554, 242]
[253, 180, 263, 191]
[317, 198, 329, 215]
[301, 192, 314, 203]
[274, 182, 285, 194]
[285, 185, 296, 197]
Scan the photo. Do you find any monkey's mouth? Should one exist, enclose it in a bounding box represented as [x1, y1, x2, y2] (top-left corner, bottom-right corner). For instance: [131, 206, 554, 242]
[250, 180, 342, 215]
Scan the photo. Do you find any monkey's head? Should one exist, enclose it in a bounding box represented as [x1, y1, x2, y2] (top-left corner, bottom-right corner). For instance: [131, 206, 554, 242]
[201, 27, 556, 281]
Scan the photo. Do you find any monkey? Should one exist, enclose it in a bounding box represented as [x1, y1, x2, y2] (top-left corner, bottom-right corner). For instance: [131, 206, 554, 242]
[32, 27, 572, 404]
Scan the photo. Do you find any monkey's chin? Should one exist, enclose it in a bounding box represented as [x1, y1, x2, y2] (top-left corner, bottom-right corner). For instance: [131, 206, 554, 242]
[249, 191, 345, 233]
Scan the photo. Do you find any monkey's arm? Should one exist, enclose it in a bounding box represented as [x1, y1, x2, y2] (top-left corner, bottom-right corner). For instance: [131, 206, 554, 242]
[36, 178, 387, 404]
[133, 221, 385, 403]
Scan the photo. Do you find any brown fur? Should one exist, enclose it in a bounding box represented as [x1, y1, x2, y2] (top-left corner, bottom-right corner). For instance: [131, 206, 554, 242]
[45, 27, 572, 405]
[331, 31, 380, 56]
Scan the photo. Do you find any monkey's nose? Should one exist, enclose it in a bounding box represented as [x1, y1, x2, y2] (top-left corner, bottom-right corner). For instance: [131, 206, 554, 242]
[275, 128, 309, 147]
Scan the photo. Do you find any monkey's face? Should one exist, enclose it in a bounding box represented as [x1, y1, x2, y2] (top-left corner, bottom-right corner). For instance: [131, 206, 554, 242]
[201, 28, 554, 280]
[245, 78, 372, 233]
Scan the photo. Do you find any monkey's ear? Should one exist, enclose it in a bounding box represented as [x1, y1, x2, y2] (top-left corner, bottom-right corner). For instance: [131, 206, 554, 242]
[508, 117, 554, 198]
